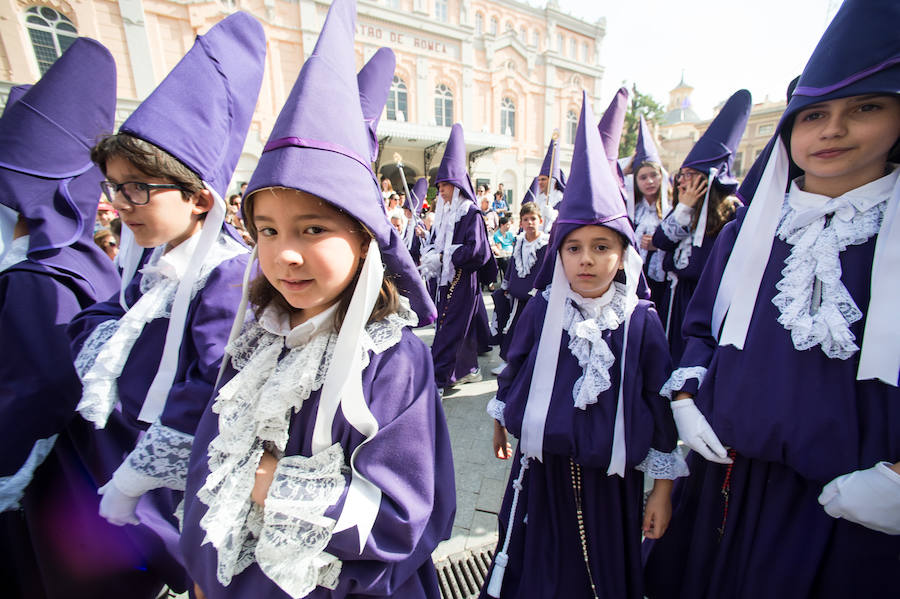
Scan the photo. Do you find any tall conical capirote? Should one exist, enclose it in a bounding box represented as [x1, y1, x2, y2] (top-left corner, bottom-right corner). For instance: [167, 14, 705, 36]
[534, 91, 636, 289]
[597, 87, 629, 190]
[680, 89, 752, 193]
[120, 11, 266, 200]
[0, 38, 117, 285]
[358, 47, 396, 163]
[434, 123, 477, 202]
[245, 0, 434, 324]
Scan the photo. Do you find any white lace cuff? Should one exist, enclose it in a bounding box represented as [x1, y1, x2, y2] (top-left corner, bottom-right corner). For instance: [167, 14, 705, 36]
[256, 443, 347, 598]
[112, 422, 193, 495]
[659, 366, 708, 400]
[486, 396, 506, 427]
[74, 319, 121, 379]
[636, 447, 690, 479]
[673, 203, 695, 227]
[0, 434, 58, 512]
[660, 208, 693, 242]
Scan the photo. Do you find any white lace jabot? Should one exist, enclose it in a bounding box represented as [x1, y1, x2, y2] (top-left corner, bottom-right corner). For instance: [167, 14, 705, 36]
[512, 232, 549, 279]
[773, 168, 897, 360]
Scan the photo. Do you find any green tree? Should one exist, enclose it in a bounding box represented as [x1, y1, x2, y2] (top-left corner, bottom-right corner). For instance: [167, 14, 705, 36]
[619, 84, 665, 158]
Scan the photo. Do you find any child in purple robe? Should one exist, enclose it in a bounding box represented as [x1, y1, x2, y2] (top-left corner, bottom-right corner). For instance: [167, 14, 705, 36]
[489, 202, 547, 379]
[629, 116, 671, 308]
[179, 3, 454, 597]
[643, 1, 900, 596]
[651, 90, 750, 363]
[63, 14, 265, 587]
[420, 123, 494, 392]
[482, 91, 686, 599]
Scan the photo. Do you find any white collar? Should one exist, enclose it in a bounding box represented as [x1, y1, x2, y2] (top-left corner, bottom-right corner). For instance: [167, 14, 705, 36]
[258, 302, 339, 349]
[789, 166, 898, 221]
[567, 283, 618, 318]
[156, 230, 203, 279]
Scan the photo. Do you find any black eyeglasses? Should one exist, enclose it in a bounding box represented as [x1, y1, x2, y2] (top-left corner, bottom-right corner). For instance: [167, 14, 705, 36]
[100, 181, 186, 206]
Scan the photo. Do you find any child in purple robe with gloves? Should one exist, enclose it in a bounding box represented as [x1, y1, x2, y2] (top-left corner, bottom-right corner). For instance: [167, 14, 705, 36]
[644, 1, 900, 596]
[482, 91, 685, 599]
[179, 2, 454, 597]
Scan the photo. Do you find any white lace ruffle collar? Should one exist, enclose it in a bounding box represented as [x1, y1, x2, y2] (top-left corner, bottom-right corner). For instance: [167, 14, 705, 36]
[258, 303, 338, 350]
[772, 168, 898, 360]
[513, 232, 549, 278]
[199, 299, 417, 592]
[541, 283, 629, 409]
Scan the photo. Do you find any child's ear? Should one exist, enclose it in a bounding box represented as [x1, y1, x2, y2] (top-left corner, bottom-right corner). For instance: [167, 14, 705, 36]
[191, 189, 214, 216]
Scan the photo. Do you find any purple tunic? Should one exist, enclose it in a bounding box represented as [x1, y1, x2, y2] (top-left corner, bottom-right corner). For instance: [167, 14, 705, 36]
[491, 243, 548, 361]
[431, 205, 494, 387]
[181, 327, 455, 598]
[54, 251, 249, 593]
[643, 209, 900, 598]
[482, 294, 676, 598]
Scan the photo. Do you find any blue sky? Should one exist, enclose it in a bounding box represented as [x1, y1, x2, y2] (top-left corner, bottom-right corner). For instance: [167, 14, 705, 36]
[554, 0, 840, 117]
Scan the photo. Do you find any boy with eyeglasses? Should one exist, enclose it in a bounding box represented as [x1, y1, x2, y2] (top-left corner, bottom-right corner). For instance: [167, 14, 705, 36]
[63, 13, 265, 593]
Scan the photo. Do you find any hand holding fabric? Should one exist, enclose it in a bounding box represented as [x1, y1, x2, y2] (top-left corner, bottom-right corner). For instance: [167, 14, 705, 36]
[670, 398, 732, 464]
[819, 462, 900, 535]
[98, 479, 141, 526]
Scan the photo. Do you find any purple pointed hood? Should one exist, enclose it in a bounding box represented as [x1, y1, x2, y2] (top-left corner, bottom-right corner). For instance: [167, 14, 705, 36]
[0, 38, 119, 295]
[120, 12, 266, 200]
[2, 84, 31, 117]
[245, 0, 435, 325]
[633, 114, 661, 167]
[739, 0, 900, 204]
[534, 91, 635, 289]
[681, 89, 751, 193]
[407, 177, 427, 213]
[598, 87, 628, 189]
[434, 123, 477, 201]
[521, 176, 540, 205]
[358, 47, 396, 163]
[539, 135, 566, 191]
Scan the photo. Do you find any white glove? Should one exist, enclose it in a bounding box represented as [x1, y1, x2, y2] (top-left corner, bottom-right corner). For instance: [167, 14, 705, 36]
[98, 480, 141, 526]
[818, 462, 900, 535]
[670, 398, 732, 464]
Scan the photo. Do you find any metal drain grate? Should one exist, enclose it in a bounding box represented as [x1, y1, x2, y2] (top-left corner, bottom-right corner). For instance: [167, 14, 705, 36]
[434, 544, 495, 599]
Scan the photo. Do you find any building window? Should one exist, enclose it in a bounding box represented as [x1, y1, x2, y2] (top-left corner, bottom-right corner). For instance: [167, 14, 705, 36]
[25, 6, 78, 75]
[387, 76, 408, 122]
[475, 13, 483, 35]
[532, 30, 540, 48]
[434, 84, 453, 127]
[570, 38, 576, 58]
[566, 110, 577, 144]
[501, 97, 516, 137]
[556, 34, 563, 53]
[505, 21, 514, 34]
[490, 16, 498, 35]
[520, 26, 527, 41]
[758, 123, 774, 136]
[582, 42, 589, 63]
[733, 152, 744, 177]
[387, 0, 400, 8]
[434, 0, 448, 22]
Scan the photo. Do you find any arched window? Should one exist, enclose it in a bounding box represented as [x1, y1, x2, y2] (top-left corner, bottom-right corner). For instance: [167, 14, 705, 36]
[519, 26, 526, 41]
[434, 84, 453, 127]
[582, 42, 590, 63]
[569, 38, 577, 59]
[501, 97, 516, 137]
[566, 110, 578, 144]
[532, 30, 540, 48]
[489, 16, 498, 35]
[556, 33, 563, 53]
[25, 6, 77, 75]
[505, 21, 514, 34]
[475, 13, 483, 35]
[387, 76, 408, 122]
